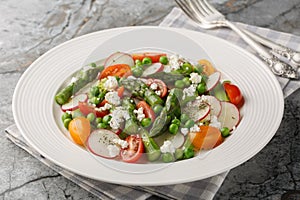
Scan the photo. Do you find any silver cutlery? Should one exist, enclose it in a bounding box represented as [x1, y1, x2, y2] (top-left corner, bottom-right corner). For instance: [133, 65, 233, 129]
[175, 0, 299, 79]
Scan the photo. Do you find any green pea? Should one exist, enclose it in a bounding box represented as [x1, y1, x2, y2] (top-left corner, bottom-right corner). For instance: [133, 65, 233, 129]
[90, 96, 100, 105]
[97, 122, 107, 129]
[162, 152, 174, 163]
[90, 62, 97, 68]
[221, 127, 230, 137]
[142, 57, 152, 65]
[182, 62, 193, 74]
[135, 59, 143, 66]
[87, 113, 96, 122]
[175, 148, 184, 160]
[90, 86, 99, 97]
[171, 118, 181, 126]
[141, 118, 152, 128]
[63, 118, 72, 129]
[169, 123, 179, 135]
[153, 104, 163, 114]
[72, 109, 84, 119]
[184, 147, 194, 159]
[62, 112, 72, 122]
[159, 56, 168, 65]
[175, 80, 185, 88]
[184, 119, 195, 128]
[95, 117, 102, 124]
[103, 115, 112, 125]
[132, 66, 143, 77]
[180, 114, 189, 123]
[197, 83, 206, 94]
[182, 77, 191, 87]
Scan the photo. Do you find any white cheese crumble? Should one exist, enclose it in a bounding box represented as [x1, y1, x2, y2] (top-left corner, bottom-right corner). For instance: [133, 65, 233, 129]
[181, 128, 189, 136]
[70, 77, 78, 84]
[96, 103, 112, 112]
[190, 124, 200, 132]
[150, 83, 158, 90]
[160, 140, 176, 154]
[155, 90, 161, 96]
[134, 107, 145, 122]
[107, 145, 120, 157]
[189, 72, 202, 84]
[109, 107, 130, 129]
[104, 76, 118, 91]
[168, 54, 181, 71]
[210, 115, 221, 129]
[113, 138, 128, 149]
[105, 91, 121, 105]
[182, 85, 196, 100]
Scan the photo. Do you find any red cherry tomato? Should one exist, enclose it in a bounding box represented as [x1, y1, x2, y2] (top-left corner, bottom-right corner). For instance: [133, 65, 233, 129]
[78, 102, 108, 118]
[223, 82, 243, 106]
[147, 78, 168, 98]
[120, 135, 144, 163]
[136, 101, 155, 122]
[99, 64, 131, 79]
[132, 52, 167, 63]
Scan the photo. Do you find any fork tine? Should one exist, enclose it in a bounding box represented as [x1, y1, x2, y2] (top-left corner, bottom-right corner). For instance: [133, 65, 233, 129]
[202, 0, 221, 15]
[174, 0, 200, 22]
[190, 0, 209, 18]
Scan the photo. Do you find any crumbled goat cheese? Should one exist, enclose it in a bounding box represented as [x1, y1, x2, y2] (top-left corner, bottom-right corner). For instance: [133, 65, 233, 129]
[190, 124, 200, 132]
[96, 103, 112, 111]
[150, 83, 158, 90]
[113, 138, 128, 149]
[155, 90, 161, 96]
[189, 72, 202, 84]
[107, 145, 120, 157]
[134, 107, 145, 122]
[168, 54, 182, 71]
[210, 115, 221, 129]
[70, 77, 78, 83]
[105, 91, 121, 105]
[109, 107, 130, 129]
[104, 76, 118, 91]
[182, 85, 196, 99]
[181, 128, 189, 136]
[160, 140, 175, 154]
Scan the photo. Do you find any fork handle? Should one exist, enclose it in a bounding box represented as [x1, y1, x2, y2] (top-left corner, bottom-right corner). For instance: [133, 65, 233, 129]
[225, 21, 298, 79]
[242, 29, 300, 67]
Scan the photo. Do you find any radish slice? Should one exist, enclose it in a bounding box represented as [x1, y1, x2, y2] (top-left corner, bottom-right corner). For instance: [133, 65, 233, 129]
[217, 101, 240, 130]
[104, 52, 134, 68]
[87, 129, 120, 158]
[201, 95, 222, 117]
[206, 71, 221, 91]
[184, 100, 210, 121]
[141, 63, 164, 77]
[169, 133, 185, 148]
[61, 94, 88, 111]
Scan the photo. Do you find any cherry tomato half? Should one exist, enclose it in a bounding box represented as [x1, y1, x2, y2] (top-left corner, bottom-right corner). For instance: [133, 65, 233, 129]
[68, 117, 91, 146]
[132, 52, 167, 63]
[120, 135, 144, 163]
[136, 101, 156, 122]
[147, 78, 168, 98]
[99, 64, 132, 79]
[223, 82, 243, 106]
[78, 102, 108, 118]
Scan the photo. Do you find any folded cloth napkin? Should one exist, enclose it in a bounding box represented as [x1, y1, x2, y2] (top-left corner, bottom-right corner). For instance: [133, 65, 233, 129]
[5, 7, 300, 200]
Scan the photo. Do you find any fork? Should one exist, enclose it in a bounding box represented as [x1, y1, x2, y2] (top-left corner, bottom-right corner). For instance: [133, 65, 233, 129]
[175, 0, 299, 79]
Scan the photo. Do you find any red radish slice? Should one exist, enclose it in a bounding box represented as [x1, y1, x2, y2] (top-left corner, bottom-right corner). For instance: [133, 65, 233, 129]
[202, 95, 222, 117]
[185, 101, 210, 121]
[104, 52, 134, 68]
[206, 71, 221, 91]
[141, 63, 164, 77]
[170, 133, 185, 148]
[61, 94, 88, 111]
[87, 129, 120, 158]
[217, 101, 240, 130]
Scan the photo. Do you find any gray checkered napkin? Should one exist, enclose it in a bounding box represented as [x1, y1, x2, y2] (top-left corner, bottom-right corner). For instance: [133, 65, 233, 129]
[5, 7, 300, 200]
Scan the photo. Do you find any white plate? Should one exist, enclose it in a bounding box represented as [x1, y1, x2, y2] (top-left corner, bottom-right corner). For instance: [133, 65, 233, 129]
[13, 27, 284, 186]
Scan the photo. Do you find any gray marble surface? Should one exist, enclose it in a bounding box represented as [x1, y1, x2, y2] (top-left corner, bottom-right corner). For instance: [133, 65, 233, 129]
[0, 0, 300, 199]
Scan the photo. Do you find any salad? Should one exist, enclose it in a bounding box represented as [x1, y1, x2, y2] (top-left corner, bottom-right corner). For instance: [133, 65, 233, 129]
[55, 51, 243, 163]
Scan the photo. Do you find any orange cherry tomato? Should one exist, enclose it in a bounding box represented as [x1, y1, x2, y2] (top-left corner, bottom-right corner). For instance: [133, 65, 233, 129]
[223, 82, 243, 106]
[198, 59, 216, 75]
[188, 126, 224, 150]
[132, 52, 167, 63]
[136, 101, 156, 122]
[99, 64, 132, 79]
[68, 117, 91, 146]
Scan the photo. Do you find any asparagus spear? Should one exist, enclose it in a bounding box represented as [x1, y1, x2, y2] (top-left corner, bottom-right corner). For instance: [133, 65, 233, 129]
[55, 65, 104, 105]
[140, 128, 161, 161]
[122, 97, 139, 135]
